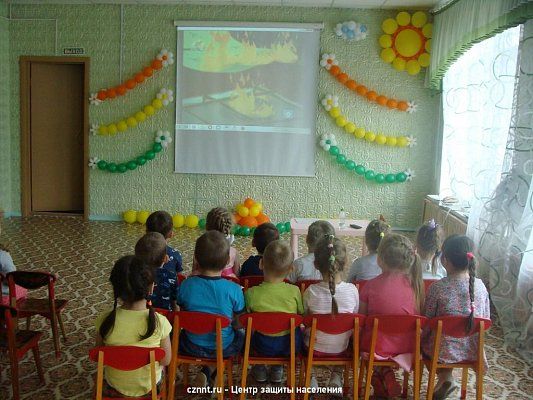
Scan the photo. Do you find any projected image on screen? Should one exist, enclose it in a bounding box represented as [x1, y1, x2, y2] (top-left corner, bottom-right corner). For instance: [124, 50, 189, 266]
[175, 23, 321, 176]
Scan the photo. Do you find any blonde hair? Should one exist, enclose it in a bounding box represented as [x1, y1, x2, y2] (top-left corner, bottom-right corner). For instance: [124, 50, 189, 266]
[377, 234, 424, 313]
[262, 240, 293, 278]
[206, 207, 233, 236]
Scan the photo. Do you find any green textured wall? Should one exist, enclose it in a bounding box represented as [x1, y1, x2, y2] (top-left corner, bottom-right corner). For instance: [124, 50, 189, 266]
[8, 4, 438, 227]
[0, 1, 10, 213]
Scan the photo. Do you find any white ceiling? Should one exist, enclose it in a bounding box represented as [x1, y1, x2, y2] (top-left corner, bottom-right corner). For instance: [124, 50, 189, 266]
[7, 0, 442, 10]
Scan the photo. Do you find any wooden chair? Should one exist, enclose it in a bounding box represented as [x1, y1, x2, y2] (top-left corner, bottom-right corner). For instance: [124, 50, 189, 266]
[7, 271, 68, 358]
[353, 280, 368, 292]
[424, 279, 439, 293]
[360, 314, 427, 400]
[301, 313, 365, 400]
[166, 311, 233, 400]
[239, 312, 304, 400]
[0, 304, 45, 400]
[297, 279, 322, 294]
[177, 273, 187, 284]
[239, 275, 264, 292]
[425, 316, 492, 400]
[89, 346, 166, 400]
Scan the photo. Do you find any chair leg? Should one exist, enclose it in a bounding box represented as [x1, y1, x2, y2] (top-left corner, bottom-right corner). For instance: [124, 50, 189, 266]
[343, 366, 349, 396]
[475, 367, 483, 400]
[26, 316, 31, 330]
[363, 361, 373, 400]
[357, 361, 365, 399]
[9, 348, 20, 400]
[32, 345, 45, 383]
[461, 367, 468, 400]
[50, 312, 61, 358]
[427, 365, 436, 400]
[57, 312, 67, 341]
[402, 370, 409, 398]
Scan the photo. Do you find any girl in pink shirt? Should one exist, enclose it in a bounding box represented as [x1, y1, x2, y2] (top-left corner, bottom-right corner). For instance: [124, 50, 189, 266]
[359, 233, 424, 399]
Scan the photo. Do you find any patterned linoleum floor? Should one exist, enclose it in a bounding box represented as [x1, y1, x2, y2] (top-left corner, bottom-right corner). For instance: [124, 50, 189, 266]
[0, 216, 531, 399]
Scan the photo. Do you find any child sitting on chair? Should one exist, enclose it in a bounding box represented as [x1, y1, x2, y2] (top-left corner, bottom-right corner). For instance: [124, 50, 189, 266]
[287, 220, 334, 283]
[245, 240, 303, 384]
[95, 255, 172, 397]
[416, 219, 447, 279]
[135, 232, 178, 311]
[146, 211, 183, 274]
[177, 231, 245, 387]
[239, 222, 279, 277]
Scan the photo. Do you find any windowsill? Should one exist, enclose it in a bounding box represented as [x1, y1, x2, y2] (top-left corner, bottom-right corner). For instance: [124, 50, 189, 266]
[426, 195, 470, 223]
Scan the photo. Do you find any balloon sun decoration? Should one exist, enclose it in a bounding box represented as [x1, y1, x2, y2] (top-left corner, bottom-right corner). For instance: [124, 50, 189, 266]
[379, 11, 432, 75]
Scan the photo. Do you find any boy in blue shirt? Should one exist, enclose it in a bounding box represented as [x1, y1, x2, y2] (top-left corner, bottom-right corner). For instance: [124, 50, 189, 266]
[178, 230, 245, 387]
[146, 211, 183, 274]
[239, 222, 279, 277]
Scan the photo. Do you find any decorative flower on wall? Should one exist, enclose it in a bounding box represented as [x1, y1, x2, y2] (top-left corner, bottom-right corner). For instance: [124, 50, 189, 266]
[407, 101, 418, 113]
[335, 21, 368, 41]
[157, 88, 174, 106]
[404, 168, 416, 181]
[319, 133, 337, 151]
[321, 95, 339, 111]
[88, 157, 100, 169]
[406, 135, 417, 147]
[157, 49, 174, 67]
[320, 53, 338, 70]
[154, 130, 173, 148]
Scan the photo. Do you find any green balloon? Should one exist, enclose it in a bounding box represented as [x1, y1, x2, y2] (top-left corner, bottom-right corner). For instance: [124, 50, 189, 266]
[198, 218, 206, 229]
[126, 160, 137, 170]
[386, 173, 396, 183]
[365, 170, 375, 180]
[241, 226, 251, 236]
[145, 151, 156, 160]
[375, 174, 385, 183]
[153, 143, 163, 153]
[329, 146, 340, 156]
[106, 163, 117, 173]
[117, 163, 127, 173]
[250, 227, 256, 235]
[231, 225, 240, 235]
[355, 165, 366, 175]
[97, 160, 107, 170]
[136, 156, 147, 166]
[336, 154, 347, 164]
[276, 222, 285, 233]
[396, 172, 407, 182]
[346, 160, 356, 170]
[284, 222, 291, 232]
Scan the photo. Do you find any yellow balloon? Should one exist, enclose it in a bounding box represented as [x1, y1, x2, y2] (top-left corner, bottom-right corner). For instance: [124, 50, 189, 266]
[135, 111, 147, 122]
[396, 11, 411, 26]
[184, 214, 199, 228]
[144, 105, 155, 116]
[335, 116, 347, 127]
[375, 134, 387, 145]
[422, 23, 433, 38]
[238, 206, 249, 218]
[329, 107, 341, 118]
[364, 131, 376, 142]
[249, 205, 260, 217]
[386, 137, 397, 146]
[173, 213, 185, 228]
[395, 29, 422, 58]
[123, 210, 137, 224]
[254, 202, 263, 212]
[126, 116, 138, 127]
[418, 52, 431, 67]
[382, 18, 398, 35]
[406, 60, 421, 75]
[396, 136, 408, 147]
[393, 58, 406, 71]
[380, 48, 396, 63]
[108, 124, 118, 135]
[117, 120, 128, 132]
[379, 34, 392, 48]
[412, 11, 428, 28]
[425, 39, 432, 52]
[152, 99, 163, 109]
[98, 125, 108, 135]
[137, 210, 150, 224]
[354, 128, 366, 139]
[344, 122, 356, 134]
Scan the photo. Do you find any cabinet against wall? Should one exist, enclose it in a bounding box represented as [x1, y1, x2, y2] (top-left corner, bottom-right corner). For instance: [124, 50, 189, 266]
[422, 196, 467, 237]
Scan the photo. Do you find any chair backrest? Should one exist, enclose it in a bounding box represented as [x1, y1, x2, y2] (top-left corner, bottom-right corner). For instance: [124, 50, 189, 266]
[428, 316, 492, 338]
[303, 313, 365, 334]
[222, 275, 240, 285]
[89, 346, 165, 370]
[7, 271, 56, 308]
[167, 311, 231, 334]
[353, 280, 367, 292]
[239, 312, 304, 335]
[298, 279, 322, 293]
[365, 314, 427, 334]
[240, 275, 264, 291]
[424, 279, 438, 292]
[177, 273, 187, 284]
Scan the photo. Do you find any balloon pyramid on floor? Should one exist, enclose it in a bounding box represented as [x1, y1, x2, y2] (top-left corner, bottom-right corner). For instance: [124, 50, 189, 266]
[234, 198, 270, 229]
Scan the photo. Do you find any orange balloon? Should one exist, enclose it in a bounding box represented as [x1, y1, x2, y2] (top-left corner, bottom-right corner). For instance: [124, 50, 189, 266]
[366, 91, 377, 101]
[336, 73, 349, 84]
[386, 99, 398, 109]
[243, 198, 255, 208]
[345, 80, 357, 90]
[356, 85, 368, 96]
[151, 59, 163, 70]
[135, 73, 145, 83]
[233, 213, 242, 223]
[107, 88, 117, 99]
[143, 67, 153, 77]
[398, 101, 408, 111]
[239, 216, 258, 228]
[117, 85, 127, 96]
[329, 65, 341, 76]
[255, 213, 270, 225]
[96, 90, 107, 101]
[125, 79, 137, 89]
[377, 96, 388, 106]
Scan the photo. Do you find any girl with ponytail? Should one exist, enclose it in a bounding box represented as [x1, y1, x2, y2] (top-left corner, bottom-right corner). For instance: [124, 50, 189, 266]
[416, 219, 447, 279]
[422, 235, 490, 399]
[303, 235, 359, 390]
[95, 255, 172, 397]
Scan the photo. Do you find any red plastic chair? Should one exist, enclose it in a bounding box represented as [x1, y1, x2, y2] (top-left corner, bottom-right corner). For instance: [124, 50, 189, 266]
[425, 316, 492, 400]
[353, 280, 368, 292]
[360, 315, 428, 400]
[297, 279, 322, 294]
[239, 312, 304, 400]
[89, 346, 166, 400]
[239, 275, 264, 291]
[0, 304, 44, 400]
[222, 275, 241, 285]
[166, 311, 233, 400]
[424, 279, 439, 292]
[7, 271, 68, 358]
[301, 313, 366, 400]
[177, 273, 187, 284]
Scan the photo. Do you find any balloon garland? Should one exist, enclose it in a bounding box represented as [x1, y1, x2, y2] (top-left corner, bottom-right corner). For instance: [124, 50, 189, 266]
[380, 12, 432, 76]
[320, 54, 417, 113]
[90, 89, 174, 136]
[234, 197, 270, 228]
[321, 95, 416, 148]
[335, 21, 367, 41]
[318, 133, 415, 184]
[89, 50, 174, 105]
[88, 131, 172, 173]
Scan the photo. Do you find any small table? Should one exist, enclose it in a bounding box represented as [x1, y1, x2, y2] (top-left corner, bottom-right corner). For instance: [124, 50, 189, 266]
[290, 218, 370, 259]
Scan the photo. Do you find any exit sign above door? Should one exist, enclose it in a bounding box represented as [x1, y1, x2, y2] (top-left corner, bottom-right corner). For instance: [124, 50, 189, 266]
[63, 47, 85, 55]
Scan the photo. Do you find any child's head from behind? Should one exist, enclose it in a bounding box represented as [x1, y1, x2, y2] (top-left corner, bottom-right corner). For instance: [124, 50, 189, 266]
[253, 222, 279, 254]
[314, 235, 347, 314]
[206, 207, 233, 236]
[306, 220, 335, 253]
[262, 240, 293, 278]
[365, 219, 390, 252]
[194, 230, 230, 273]
[146, 211, 173, 239]
[416, 219, 443, 258]
[135, 232, 167, 269]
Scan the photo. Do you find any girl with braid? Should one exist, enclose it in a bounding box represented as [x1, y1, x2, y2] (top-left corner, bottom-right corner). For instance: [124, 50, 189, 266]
[416, 219, 447, 279]
[95, 256, 172, 397]
[422, 235, 490, 400]
[192, 207, 240, 277]
[303, 235, 359, 392]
